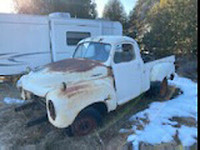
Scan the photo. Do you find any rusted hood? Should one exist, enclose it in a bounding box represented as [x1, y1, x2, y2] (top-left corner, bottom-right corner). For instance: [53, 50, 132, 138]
[46, 58, 106, 73]
[18, 58, 110, 97]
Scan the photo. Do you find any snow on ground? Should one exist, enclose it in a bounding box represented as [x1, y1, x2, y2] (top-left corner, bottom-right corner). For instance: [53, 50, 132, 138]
[126, 75, 197, 149]
[3, 97, 25, 104]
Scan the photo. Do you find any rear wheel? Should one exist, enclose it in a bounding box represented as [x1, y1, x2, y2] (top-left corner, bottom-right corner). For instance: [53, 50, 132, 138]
[70, 107, 102, 136]
[159, 77, 168, 97]
[145, 77, 168, 98]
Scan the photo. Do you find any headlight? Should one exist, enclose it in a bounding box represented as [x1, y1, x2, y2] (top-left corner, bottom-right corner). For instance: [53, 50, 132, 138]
[48, 100, 56, 120]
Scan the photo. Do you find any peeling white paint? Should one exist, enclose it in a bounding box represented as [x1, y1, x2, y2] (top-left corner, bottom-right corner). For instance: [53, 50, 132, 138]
[17, 36, 176, 129]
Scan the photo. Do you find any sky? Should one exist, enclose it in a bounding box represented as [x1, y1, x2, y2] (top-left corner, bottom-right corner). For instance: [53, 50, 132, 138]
[0, 0, 138, 17]
[0, 0, 14, 13]
[95, 0, 138, 17]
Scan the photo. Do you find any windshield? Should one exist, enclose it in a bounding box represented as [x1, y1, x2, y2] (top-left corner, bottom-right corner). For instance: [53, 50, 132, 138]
[73, 42, 111, 62]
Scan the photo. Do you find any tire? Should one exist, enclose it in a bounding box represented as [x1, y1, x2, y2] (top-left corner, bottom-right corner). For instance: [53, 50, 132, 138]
[145, 81, 161, 98]
[70, 107, 102, 136]
[159, 77, 168, 97]
[146, 77, 168, 98]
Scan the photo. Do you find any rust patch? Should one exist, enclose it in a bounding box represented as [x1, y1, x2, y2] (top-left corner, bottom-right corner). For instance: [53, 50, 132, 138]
[67, 91, 85, 99]
[60, 84, 89, 98]
[107, 67, 113, 77]
[46, 58, 106, 73]
[66, 84, 87, 94]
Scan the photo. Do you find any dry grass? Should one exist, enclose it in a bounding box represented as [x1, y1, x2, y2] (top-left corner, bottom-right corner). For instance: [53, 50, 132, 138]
[0, 81, 167, 149]
[0, 67, 197, 150]
[170, 117, 197, 128]
[176, 56, 197, 82]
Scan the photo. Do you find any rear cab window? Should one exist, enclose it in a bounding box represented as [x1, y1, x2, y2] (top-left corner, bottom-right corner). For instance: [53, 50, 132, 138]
[114, 43, 135, 64]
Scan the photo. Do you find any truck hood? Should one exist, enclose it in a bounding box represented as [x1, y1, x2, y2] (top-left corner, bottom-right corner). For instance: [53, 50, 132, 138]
[18, 58, 110, 97]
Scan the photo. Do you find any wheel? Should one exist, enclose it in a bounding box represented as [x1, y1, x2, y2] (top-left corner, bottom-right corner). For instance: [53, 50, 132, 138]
[159, 77, 168, 97]
[145, 81, 161, 98]
[145, 77, 168, 98]
[70, 107, 102, 136]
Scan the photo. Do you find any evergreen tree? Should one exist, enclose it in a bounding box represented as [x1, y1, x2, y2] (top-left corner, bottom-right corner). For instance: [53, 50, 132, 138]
[14, 0, 97, 19]
[103, 0, 128, 34]
[128, 0, 197, 57]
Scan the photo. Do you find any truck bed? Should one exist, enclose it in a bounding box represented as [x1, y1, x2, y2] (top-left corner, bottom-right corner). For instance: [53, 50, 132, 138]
[144, 55, 175, 66]
[141, 53, 174, 63]
[143, 55, 175, 82]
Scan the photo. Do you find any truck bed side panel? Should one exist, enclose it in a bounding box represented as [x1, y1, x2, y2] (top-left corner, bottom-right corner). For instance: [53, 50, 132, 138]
[144, 55, 175, 82]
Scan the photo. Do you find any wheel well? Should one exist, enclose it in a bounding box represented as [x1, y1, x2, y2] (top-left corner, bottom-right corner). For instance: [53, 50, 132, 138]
[82, 102, 108, 117]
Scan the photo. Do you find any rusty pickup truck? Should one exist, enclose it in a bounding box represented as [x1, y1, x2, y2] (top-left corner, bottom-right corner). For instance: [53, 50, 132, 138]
[17, 36, 175, 136]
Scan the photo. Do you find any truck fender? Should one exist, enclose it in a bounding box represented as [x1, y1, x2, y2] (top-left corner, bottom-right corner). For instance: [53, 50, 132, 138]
[150, 62, 175, 82]
[45, 79, 117, 128]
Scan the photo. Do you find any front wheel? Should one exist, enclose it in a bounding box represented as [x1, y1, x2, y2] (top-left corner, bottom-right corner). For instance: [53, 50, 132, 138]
[69, 107, 102, 136]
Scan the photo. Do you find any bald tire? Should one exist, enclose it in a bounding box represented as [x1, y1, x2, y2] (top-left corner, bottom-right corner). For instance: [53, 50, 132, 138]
[159, 77, 168, 98]
[70, 107, 102, 136]
[146, 77, 168, 98]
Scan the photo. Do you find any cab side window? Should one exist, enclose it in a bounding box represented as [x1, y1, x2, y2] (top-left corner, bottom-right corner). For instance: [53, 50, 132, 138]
[114, 44, 135, 64]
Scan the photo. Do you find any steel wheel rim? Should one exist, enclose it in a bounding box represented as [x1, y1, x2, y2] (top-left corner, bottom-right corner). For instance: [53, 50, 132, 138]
[160, 78, 168, 97]
[74, 117, 97, 136]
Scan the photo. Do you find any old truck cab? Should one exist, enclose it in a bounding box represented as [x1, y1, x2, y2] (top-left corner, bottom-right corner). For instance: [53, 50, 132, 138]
[17, 36, 175, 136]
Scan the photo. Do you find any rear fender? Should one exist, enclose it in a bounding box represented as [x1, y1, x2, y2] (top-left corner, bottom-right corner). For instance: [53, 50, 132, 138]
[150, 62, 175, 82]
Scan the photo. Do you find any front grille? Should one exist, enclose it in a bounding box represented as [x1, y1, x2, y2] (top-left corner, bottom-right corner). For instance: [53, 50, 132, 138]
[35, 96, 46, 108]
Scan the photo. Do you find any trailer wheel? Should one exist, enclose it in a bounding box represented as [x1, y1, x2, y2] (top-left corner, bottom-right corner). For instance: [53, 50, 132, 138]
[70, 107, 102, 136]
[159, 77, 168, 97]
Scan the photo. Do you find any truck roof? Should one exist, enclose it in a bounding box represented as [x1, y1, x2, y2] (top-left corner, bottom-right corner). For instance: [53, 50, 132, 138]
[79, 36, 135, 45]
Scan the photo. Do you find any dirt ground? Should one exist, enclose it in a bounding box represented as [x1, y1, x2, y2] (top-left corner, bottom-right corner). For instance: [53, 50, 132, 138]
[0, 58, 197, 150]
[0, 81, 151, 150]
[0, 82, 197, 150]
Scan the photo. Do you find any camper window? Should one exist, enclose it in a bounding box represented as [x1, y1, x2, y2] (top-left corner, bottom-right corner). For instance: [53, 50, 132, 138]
[66, 32, 91, 46]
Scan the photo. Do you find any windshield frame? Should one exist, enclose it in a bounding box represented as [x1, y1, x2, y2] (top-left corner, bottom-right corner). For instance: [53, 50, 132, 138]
[72, 41, 112, 63]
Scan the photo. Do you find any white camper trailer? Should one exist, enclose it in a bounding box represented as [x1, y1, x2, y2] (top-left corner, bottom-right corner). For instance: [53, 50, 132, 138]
[0, 13, 122, 75]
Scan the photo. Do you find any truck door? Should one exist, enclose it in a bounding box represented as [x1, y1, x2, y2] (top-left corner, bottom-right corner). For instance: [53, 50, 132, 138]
[112, 43, 142, 105]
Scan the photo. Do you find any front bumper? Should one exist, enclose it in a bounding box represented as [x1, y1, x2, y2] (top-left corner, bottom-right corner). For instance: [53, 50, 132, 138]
[19, 87, 46, 106]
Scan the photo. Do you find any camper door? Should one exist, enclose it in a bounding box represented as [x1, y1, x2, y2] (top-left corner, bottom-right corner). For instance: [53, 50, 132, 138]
[50, 19, 102, 62]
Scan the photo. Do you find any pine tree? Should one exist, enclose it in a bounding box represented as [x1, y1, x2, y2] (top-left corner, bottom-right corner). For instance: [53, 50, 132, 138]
[14, 0, 97, 19]
[128, 0, 197, 57]
[103, 0, 128, 34]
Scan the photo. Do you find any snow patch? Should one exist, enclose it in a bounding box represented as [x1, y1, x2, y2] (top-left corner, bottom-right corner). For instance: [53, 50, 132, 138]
[127, 75, 197, 149]
[3, 97, 25, 104]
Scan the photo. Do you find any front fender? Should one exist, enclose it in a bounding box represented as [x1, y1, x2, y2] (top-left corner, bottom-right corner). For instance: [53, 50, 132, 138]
[46, 78, 117, 128]
[150, 62, 175, 82]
